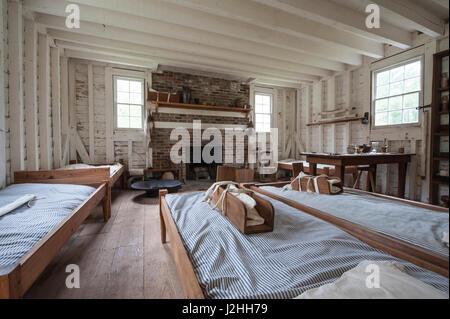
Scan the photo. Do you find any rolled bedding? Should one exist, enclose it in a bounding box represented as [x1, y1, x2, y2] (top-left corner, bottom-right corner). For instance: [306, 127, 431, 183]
[0, 194, 37, 218]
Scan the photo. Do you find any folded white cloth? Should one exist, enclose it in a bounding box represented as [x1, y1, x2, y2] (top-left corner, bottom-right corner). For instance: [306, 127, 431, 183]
[229, 185, 265, 226]
[0, 194, 37, 218]
[296, 260, 448, 299]
[443, 232, 449, 248]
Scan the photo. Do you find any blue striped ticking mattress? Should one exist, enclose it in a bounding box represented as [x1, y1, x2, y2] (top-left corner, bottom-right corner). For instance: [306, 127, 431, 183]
[0, 183, 96, 268]
[259, 186, 450, 258]
[165, 192, 449, 299]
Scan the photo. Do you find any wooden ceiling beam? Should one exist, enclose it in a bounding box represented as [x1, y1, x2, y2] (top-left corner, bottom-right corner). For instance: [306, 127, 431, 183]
[254, 0, 413, 49]
[158, 0, 384, 58]
[49, 30, 332, 78]
[371, 0, 446, 37]
[25, 1, 349, 71]
[27, 0, 360, 66]
[55, 39, 320, 82]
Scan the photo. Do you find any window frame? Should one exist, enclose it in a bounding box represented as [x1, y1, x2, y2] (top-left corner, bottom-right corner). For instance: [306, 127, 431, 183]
[254, 92, 274, 133]
[113, 75, 146, 131]
[371, 56, 424, 129]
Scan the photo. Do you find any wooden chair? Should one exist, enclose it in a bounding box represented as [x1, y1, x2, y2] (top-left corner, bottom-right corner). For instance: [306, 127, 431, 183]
[216, 166, 254, 183]
[353, 165, 376, 192]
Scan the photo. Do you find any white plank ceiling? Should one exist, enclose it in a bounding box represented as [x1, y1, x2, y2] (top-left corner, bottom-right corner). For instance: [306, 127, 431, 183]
[24, 0, 449, 86]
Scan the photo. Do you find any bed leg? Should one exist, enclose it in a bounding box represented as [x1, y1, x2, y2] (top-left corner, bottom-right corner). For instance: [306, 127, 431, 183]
[103, 186, 112, 222]
[159, 189, 168, 244]
[121, 172, 127, 190]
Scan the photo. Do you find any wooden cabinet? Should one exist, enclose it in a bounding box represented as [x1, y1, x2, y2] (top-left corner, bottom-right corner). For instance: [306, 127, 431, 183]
[429, 50, 449, 206]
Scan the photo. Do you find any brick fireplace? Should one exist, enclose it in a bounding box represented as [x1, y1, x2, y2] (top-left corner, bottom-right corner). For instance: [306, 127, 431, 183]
[150, 71, 251, 180]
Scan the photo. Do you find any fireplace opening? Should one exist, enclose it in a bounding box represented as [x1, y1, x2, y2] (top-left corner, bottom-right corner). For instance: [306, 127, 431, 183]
[185, 145, 219, 180]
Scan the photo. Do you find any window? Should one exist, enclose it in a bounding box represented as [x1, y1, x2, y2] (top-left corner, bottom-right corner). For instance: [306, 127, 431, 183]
[372, 58, 422, 127]
[114, 76, 145, 129]
[254, 93, 272, 132]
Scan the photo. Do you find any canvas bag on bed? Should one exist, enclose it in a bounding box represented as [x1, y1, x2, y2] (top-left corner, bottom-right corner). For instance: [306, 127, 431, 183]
[204, 182, 274, 234]
[291, 172, 343, 195]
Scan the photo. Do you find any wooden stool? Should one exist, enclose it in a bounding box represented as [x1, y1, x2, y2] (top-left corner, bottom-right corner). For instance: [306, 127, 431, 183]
[353, 165, 376, 192]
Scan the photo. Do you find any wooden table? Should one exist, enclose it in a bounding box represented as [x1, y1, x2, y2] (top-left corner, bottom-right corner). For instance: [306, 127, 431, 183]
[301, 152, 413, 198]
[144, 167, 182, 181]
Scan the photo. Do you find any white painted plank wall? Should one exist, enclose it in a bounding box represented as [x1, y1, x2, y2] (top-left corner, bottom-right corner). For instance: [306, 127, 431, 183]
[7, 0, 25, 179]
[24, 18, 39, 170]
[1, 6, 59, 188]
[0, 0, 6, 187]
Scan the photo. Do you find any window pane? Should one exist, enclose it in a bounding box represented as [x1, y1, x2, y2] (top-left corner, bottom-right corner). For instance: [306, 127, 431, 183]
[390, 66, 404, 83]
[130, 93, 142, 105]
[116, 79, 129, 92]
[263, 114, 271, 125]
[255, 95, 263, 105]
[375, 99, 388, 112]
[117, 92, 130, 103]
[129, 117, 142, 129]
[117, 116, 129, 128]
[403, 109, 419, 123]
[389, 81, 404, 96]
[389, 111, 403, 125]
[376, 85, 389, 99]
[255, 104, 263, 113]
[117, 104, 129, 117]
[389, 96, 403, 111]
[405, 61, 420, 79]
[130, 105, 142, 117]
[255, 123, 263, 132]
[404, 77, 420, 93]
[262, 95, 271, 105]
[376, 71, 390, 86]
[130, 81, 142, 93]
[262, 104, 270, 114]
[403, 93, 419, 109]
[375, 112, 388, 126]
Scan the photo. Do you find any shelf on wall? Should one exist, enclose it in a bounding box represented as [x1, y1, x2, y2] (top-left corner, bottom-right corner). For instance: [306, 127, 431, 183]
[306, 117, 364, 126]
[151, 101, 252, 118]
[432, 175, 449, 185]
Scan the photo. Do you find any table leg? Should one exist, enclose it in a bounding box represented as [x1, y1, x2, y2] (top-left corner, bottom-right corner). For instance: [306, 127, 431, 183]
[310, 163, 317, 176]
[398, 162, 407, 198]
[335, 165, 345, 181]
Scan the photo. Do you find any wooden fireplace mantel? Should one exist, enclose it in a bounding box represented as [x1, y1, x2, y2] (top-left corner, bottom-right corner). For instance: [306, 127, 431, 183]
[151, 101, 253, 118]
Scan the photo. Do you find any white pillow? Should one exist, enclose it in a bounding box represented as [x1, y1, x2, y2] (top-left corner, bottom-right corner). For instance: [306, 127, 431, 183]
[296, 260, 448, 299]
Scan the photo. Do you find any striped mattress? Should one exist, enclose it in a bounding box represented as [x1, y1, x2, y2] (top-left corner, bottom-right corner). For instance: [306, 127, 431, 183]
[0, 183, 96, 268]
[260, 185, 449, 257]
[165, 191, 449, 299]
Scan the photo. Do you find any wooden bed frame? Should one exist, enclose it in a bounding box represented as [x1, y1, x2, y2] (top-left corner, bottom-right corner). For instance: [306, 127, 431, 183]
[159, 189, 205, 299]
[68, 159, 127, 189]
[243, 181, 449, 278]
[0, 168, 111, 299]
[158, 185, 449, 299]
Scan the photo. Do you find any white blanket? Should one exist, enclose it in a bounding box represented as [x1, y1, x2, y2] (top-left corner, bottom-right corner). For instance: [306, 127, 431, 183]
[0, 194, 36, 218]
[296, 260, 449, 299]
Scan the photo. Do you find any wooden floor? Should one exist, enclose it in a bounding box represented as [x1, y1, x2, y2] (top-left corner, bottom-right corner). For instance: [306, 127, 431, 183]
[24, 182, 210, 299]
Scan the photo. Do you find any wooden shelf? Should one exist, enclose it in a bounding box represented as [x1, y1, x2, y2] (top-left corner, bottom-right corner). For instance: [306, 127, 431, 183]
[307, 117, 364, 126]
[151, 101, 252, 117]
[430, 49, 450, 205]
[432, 175, 449, 185]
[433, 153, 449, 161]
